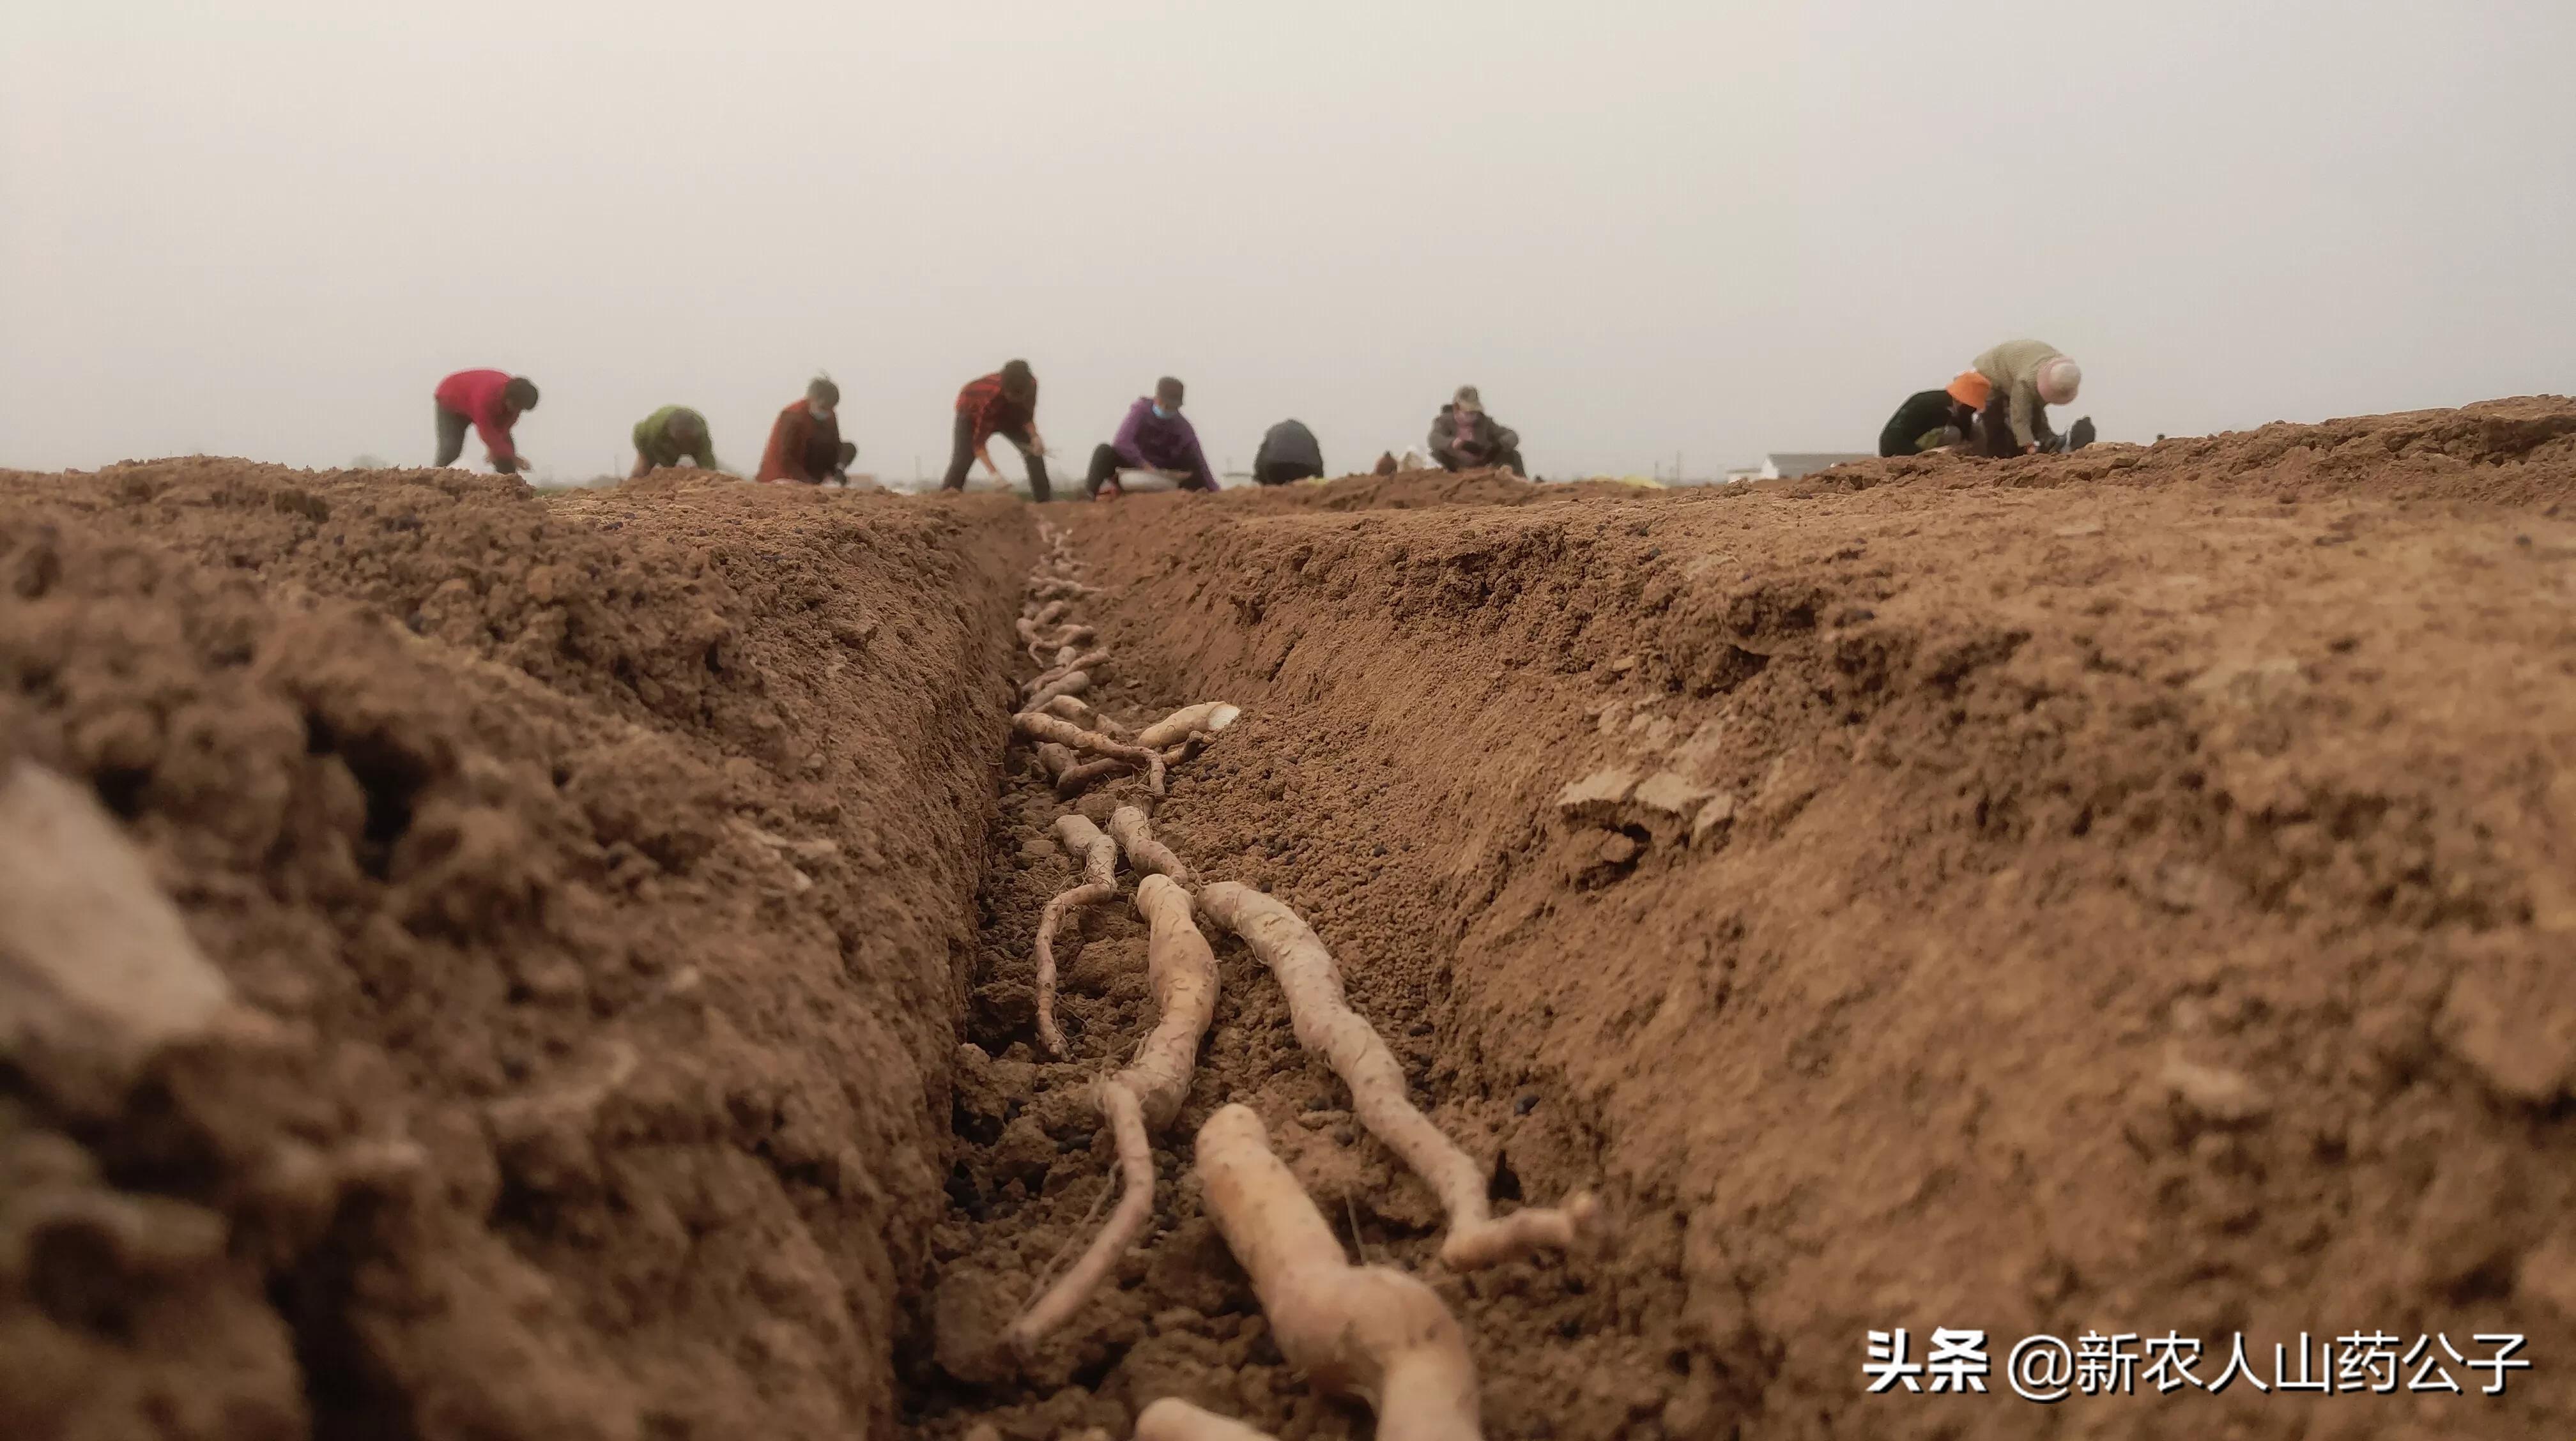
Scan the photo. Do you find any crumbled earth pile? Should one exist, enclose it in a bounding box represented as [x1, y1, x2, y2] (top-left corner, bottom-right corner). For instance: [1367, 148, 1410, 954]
[0, 461, 1030, 1438]
[917, 400, 2575, 1440]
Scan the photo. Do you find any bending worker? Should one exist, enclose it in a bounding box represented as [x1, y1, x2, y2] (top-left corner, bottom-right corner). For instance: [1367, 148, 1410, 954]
[1429, 385, 1525, 476]
[942, 360, 1050, 499]
[1878, 379, 1979, 457]
[757, 376, 850, 484]
[433, 369, 538, 476]
[1253, 418, 1325, 485]
[630, 405, 721, 477]
[1965, 340, 2095, 457]
[1087, 376, 1218, 498]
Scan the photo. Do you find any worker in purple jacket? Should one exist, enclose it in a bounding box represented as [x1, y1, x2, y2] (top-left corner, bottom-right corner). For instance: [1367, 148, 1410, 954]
[1085, 376, 1219, 498]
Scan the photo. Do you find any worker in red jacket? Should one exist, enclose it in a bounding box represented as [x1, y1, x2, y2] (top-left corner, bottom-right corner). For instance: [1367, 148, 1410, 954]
[756, 377, 850, 484]
[433, 370, 538, 475]
[941, 360, 1050, 499]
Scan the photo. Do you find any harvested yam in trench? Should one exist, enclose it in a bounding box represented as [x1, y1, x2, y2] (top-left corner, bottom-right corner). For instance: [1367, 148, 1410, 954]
[1016, 617, 1094, 659]
[1025, 577, 1103, 602]
[1041, 696, 1130, 737]
[1107, 805, 1191, 885]
[1025, 599, 1071, 627]
[1032, 815, 1118, 1057]
[1006, 873, 1217, 1352]
[1135, 1399, 1282, 1441]
[1173, 1104, 1485, 1440]
[1020, 669, 1091, 713]
[1195, 883, 1600, 1270]
[1012, 712, 1167, 797]
[1023, 648, 1112, 696]
[1135, 702, 1242, 750]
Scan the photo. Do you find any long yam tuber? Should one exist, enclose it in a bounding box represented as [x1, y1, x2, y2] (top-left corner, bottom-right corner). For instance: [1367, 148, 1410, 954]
[1195, 883, 1598, 1270]
[1134, 1400, 1280, 1441]
[1192, 1104, 1484, 1440]
[1013, 712, 1167, 796]
[1107, 805, 1191, 885]
[1020, 670, 1090, 713]
[1032, 815, 1117, 1056]
[1135, 702, 1242, 749]
[1007, 873, 1216, 1350]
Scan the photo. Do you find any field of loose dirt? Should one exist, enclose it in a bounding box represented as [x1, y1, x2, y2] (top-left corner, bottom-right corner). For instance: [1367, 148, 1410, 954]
[6, 398, 2573, 1441]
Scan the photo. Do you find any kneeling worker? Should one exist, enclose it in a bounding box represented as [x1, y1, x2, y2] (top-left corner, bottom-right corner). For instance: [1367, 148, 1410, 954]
[757, 377, 850, 484]
[433, 369, 538, 476]
[1087, 376, 1217, 498]
[943, 360, 1050, 499]
[1878, 377, 1981, 457]
[1253, 418, 1324, 485]
[630, 405, 721, 477]
[1966, 340, 2095, 457]
[1429, 386, 1524, 476]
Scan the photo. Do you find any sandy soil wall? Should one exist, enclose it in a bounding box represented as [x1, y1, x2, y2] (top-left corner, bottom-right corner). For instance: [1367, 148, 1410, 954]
[1, 461, 1031, 1439]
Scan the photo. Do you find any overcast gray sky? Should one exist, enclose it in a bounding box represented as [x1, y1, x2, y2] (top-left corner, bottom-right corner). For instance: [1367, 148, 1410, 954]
[4, 1, 2570, 482]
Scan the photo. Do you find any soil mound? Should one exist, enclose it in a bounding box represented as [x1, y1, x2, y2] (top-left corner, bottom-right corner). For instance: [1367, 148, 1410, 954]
[1, 461, 1030, 1439]
[922, 402, 2572, 1438]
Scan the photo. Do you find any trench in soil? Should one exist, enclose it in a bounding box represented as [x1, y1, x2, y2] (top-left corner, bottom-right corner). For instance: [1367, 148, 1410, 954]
[898, 522, 1662, 1438]
[7, 404, 2575, 1441]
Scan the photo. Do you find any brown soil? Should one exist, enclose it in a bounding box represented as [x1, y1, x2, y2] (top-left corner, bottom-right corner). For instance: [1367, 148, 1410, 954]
[1, 461, 1030, 1439]
[10, 395, 2576, 1441]
[916, 398, 2576, 1440]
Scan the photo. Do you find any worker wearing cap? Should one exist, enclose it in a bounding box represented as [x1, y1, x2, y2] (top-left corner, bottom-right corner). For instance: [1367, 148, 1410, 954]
[1428, 385, 1524, 477]
[1966, 340, 2093, 457]
[629, 405, 722, 477]
[433, 369, 538, 475]
[1087, 376, 1218, 498]
[757, 376, 849, 484]
[942, 360, 1051, 499]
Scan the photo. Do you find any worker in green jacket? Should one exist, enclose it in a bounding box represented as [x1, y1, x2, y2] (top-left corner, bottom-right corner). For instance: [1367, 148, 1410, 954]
[1967, 340, 2095, 456]
[630, 406, 723, 477]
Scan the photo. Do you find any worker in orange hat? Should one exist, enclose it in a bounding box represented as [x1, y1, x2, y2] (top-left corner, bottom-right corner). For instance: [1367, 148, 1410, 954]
[1878, 370, 1988, 457]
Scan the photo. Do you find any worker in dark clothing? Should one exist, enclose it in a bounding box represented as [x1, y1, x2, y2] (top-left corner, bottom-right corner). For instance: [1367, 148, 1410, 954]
[1429, 386, 1524, 476]
[433, 370, 538, 475]
[1878, 378, 1980, 457]
[1253, 419, 1325, 485]
[1087, 376, 1218, 498]
[757, 377, 848, 484]
[941, 360, 1050, 499]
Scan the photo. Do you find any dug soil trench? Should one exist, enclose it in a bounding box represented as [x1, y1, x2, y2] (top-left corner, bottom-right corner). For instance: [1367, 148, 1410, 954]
[2, 461, 1031, 1439]
[913, 399, 2576, 1440]
[6, 397, 2574, 1441]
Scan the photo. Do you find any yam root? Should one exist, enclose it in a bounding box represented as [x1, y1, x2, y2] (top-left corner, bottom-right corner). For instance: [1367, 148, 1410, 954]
[1055, 757, 1134, 797]
[1135, 1400, 1280, 1441]
[1013, 712, 1166, 797]
[1034, 741, 1080, 779]
[1195, 882, 1599, 1270]
[1024, 649, 1112, 695]
[1021, 670, 1090, 713]
[1033, 815, 1117, 1056]
[1027, 577, 1103, 602]
[1108, 805, 1191, 885]
[1193, 1104, 1484, 1440]
[1025, 599, 1071, 627]
[1136, 702, 1242, 749]
[1042, 696, 1130, 737]
[1006, 874, 1216, 1350]
[1017, 618, 1096, 658]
